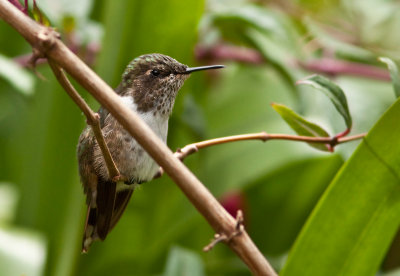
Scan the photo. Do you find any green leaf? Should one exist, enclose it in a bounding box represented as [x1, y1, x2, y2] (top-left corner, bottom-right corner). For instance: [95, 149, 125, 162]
[281, 98, 400, 276]
[297, 75, 352, 129]
[379, 57, 400, 98]
[163, 246, 205, 276]
[32, 0, 50, 27]
[271, 103, 330, 151]
[62, 15, 76, 33]
[0, 54, 34, 95]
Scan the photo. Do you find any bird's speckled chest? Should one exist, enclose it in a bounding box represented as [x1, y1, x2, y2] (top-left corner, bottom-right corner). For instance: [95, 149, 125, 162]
[118, 95, 169, 182]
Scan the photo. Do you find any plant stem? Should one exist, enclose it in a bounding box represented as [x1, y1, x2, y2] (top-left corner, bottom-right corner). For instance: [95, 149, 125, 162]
[156, 132, 366, 177]
[48, 60, 120, 180]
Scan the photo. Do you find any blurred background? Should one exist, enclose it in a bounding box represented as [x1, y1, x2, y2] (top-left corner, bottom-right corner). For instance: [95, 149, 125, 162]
[0, 0, 399, 275]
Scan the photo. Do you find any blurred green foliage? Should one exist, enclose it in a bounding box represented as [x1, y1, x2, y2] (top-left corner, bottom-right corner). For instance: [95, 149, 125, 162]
[379, 57, 400, 98]
[1, 0, 400, 275]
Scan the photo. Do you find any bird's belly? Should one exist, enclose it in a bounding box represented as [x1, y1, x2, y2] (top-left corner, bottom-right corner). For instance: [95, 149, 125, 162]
[118, 138, 161, 183]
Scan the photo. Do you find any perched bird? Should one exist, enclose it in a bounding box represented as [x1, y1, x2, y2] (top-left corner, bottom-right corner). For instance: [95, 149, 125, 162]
[77, 53, 223, 252]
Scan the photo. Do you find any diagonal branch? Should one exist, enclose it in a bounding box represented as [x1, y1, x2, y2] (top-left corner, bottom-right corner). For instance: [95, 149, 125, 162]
[0, 1, 276, 275]
[48, 60, 120, 181]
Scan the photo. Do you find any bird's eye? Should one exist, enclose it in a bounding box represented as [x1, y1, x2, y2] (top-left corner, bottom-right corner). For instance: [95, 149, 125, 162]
[151, 69, 160, 77]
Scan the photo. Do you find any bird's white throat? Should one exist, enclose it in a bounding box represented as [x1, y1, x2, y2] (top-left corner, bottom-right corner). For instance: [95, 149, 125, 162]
[120, 95, 169, 142]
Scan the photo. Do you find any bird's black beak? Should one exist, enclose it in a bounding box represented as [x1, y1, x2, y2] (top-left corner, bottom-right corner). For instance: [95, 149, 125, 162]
[184, 65, 225, 74]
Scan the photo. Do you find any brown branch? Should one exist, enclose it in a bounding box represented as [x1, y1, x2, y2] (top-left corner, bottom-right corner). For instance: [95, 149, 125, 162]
[156, 132, 366, 177]
[13, 32, 101, 68]
[47, 60, 120, 181]
[14, 41, 100, 67]
[0, 1, 276, 275]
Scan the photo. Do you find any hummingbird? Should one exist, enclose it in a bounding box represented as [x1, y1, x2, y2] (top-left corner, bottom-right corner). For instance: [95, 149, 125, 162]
[77, 53, 224, 252]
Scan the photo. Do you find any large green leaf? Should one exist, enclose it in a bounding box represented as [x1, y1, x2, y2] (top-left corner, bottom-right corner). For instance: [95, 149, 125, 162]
[271, 103, 330, 151]
[281, 98, 400, 276]
[379, 57, 400, 98]
[297, 75, 352, 129]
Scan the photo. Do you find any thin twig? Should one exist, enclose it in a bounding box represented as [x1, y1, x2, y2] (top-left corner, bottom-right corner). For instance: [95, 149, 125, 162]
[204, 210, 245, 252]
[0, 2, 277, 275]
[203, 233, 227, 252]
[48, 60, 120, 181]
[156, 132, 366, 178]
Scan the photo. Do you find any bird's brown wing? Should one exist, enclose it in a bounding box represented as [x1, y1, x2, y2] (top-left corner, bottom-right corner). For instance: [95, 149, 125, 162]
[96, 178, 117, 240]
[82, 178, 117, 252]
[109, 188, 134, 230]
[80, 110, 134, 252]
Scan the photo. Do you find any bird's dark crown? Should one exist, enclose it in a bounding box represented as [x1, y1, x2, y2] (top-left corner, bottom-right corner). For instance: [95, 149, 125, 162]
[121, 53, 188, 86]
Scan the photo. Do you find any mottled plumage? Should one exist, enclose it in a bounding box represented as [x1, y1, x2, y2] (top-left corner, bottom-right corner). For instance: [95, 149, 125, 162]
[77, 53, 223, 252]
